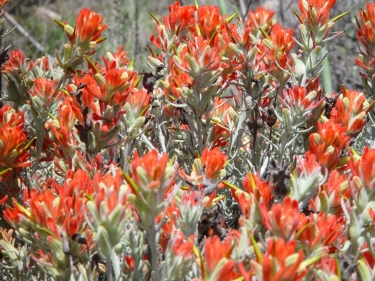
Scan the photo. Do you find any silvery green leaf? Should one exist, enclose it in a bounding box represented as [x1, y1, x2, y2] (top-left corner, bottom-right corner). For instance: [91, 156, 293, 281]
[292, 53, 307, 85]
[357, 260, 372, 281]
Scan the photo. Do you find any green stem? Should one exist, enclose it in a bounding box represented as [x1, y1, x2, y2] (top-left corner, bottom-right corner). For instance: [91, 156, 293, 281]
[32, 130, 45, 174]
[195, 110, 204, 153]
[147, 213, 160, 281]
[121, 139, 133, 173]
[106, 257, 114, 281]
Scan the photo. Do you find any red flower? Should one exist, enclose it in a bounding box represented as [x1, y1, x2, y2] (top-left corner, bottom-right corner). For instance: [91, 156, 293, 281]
[246, 6, 275, 33]
[93, 170, 128, 214]
[3, 199, 23, 224]
[262, 24, 294, 84]
[0, 104, 24, 129]
[131, 150, 171, 191]
[297, 213, 344, 252]
[103, 69, 132, 94]
[356, 3, 375, 73]
[30, 77, 56, 100]
[2, 50, 34, 78]
[362, 240, 375, 269]
[74, 8, 107, 45]
[209, 124, 230, 148]
[61, 97, 85, 127]
[281, 85, 321, 111]
[163, 1, 196, 35]
[260, 197, 301, 241]
[164, 64, 193, 100]
[81, 69, 133, 105]
[4, 170, 94, 273]
[269, 24, 294, 55]
[208, 98, 232, 147]
[298, 0, 336, 26]
[349, 146, 375, 193]
[204, 233, 238, 279]
[253, 238, 307, 281]
[175, 36, 222, 76]
[229, 173, 273, 229]
[158, 200, 180, 250]
[78, 70, 136, 133]
[102, 46, 130, 70]
[308, 121, 350, 171]
[150, 2, 196, 51]
[196, 5, 225, 39]
[47, 101, 82, 162]
[170, 231, 194, 259]
[242, 173, 273, 206]
[356, 3, 375, 54]
[330, 88, 374, 136]
[296, 151, 322, 176]
[322, 170, 350, 210]
[280, 85, 325, 122]
[0, 125, 31, 181]
[201, 147, 228, 180]
[34, 56, 50, 72]
[126, 89, 151, 117]
[4, 169, 94, 238]
[29, 77, 64, 110]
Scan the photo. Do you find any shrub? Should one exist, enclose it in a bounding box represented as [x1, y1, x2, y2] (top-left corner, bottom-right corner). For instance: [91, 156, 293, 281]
[0, 0, 375, 280]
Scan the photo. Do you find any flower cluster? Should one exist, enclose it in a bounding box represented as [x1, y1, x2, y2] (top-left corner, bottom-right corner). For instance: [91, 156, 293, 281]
[1, 0, 375, 280]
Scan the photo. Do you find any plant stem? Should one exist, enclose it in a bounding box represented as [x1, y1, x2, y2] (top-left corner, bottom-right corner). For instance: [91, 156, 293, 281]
[194, 108, 204, 154]
[147, 213, 160, 281]
[106, 257, 114, 281]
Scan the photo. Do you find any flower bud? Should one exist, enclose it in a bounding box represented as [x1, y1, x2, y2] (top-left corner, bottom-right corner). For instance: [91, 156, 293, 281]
[64, 24, 74, 36]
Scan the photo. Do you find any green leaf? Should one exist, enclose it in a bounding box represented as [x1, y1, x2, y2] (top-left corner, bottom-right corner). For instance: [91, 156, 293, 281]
[293, 10, 304, 24]
[299, 254, 322, 272]
[84, 55, 100, 74]
[259, 27, 271, 41]
[149, 12, 160, 25]
[249, 233, 263, 264]
[86, 201, 101, 226]
[0, 168, 12, 176]
[318, 191, 329, 213]
[329, 8, 351, 23]
[349, 210, 361, 252]
[34, 225, 59, 239]
[291, 53, 306, 84]
[357, 259, 371, 281]
[97, 226, 112, 258]
[54, 19, 66, 29]
[122, 171, 139, 195]
[186, 55, 200, 77]
[357, 186, 369, 211]
[222, 181, 242, 191]
[224, 13, 238, 23]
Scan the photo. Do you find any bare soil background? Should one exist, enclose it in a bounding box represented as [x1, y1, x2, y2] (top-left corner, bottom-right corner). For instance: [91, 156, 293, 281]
[1, 0, 368, 93]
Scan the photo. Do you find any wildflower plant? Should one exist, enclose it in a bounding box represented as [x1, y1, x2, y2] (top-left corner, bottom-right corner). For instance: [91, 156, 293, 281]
[1, 0, 375, 280]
